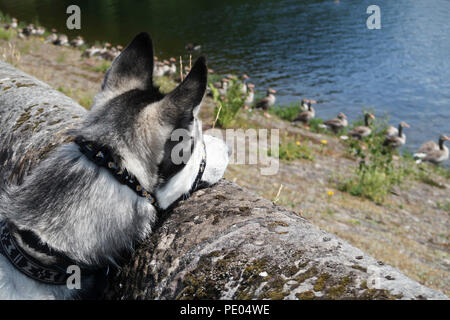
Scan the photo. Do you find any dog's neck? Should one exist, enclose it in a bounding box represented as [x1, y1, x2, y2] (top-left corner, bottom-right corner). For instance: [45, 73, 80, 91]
[2, 136, 207, 267]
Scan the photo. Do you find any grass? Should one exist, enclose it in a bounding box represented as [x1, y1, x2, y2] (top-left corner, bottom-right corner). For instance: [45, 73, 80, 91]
[57, 86, 93, 109]
[269, 134, 314, 162]
[92, 60, 111, 73]
[0, 28, 14, 41]
[267, 102, 302, 122]
[154, 75, 177, 94]
[436, 201, 450, 214]
[0, 42, 21, 66]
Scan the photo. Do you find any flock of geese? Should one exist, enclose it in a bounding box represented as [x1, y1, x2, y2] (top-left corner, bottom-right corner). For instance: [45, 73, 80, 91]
[3, 17, 449, 165]
[218, 75, 449, 165]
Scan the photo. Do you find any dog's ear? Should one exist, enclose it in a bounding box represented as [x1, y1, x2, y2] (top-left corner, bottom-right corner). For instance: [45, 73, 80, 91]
[160, 56, 207, 127]
[101, 32, 154, 93]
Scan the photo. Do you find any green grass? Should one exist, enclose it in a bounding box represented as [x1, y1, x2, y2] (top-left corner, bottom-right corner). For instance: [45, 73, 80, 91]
[436, 201, 450, 214]
[0, 28, 14, 41]
[154, 75, 177, 94]
[92, 60, 111, 73]
[267, 102, 302, 122]
[269, 134, 314, 162]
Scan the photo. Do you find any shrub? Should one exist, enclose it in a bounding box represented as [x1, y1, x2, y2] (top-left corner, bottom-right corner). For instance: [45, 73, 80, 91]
[210, 79, 245, 128]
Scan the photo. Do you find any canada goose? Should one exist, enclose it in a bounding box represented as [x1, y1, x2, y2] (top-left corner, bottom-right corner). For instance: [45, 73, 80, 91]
[383, 122, 409, 148]
[70, 36, 85, 47]
[349, 113, 375, 139]
[293, 101, 315, 124]
[245, 83, 255, 105]
[414, 135, 450, 164]
[323, 112, 348, 133]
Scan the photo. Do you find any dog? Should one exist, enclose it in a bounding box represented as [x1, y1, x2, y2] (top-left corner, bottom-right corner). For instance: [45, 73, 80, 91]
[0, 32, 229, 299]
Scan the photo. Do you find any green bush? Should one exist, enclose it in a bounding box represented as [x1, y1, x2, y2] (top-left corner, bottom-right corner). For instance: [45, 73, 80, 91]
[338, 116, 407, 204]
[210, 80, 245, 128]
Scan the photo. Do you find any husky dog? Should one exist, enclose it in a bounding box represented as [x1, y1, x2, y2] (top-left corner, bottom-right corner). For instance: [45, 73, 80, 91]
[0, 33, 229, 299]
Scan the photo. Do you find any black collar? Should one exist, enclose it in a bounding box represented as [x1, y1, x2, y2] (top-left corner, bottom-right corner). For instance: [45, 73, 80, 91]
[0, 138, 207, 287]
[74, 136, 207, 212]
[0, 221, 79, 285]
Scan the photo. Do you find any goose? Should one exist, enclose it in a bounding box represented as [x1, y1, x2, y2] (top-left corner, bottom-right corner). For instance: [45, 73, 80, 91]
[414, 135, 450, 164]
[54, 34, 69, 46]
[153, 61, 165, 77]
[386, 125, 398, 136]
[300, 98, 310, 111]
[45, 29, 58, 43]
[70, 36, 85, 47]
[293, 101, 315, 125]
[167, 57, 177, 75]
[240, 74, 249, 94]
[218, 78, 230, 96]
[82, 45, 102, 58]
[255, 88, 276, 110]
[22, 24, 36, 37]
[245, 83, 255, 105]
[185, 43, 201, 51]
[383, 122, 409, 148]
[101, 47, 120, 61]
[323, 112, 348, 133]
[255, 88, 276, 117]
[17, 28, 26, 39]
[35, 26, 45, 36]
[4, 18, 18, 30]
[349, 113, 375, 139]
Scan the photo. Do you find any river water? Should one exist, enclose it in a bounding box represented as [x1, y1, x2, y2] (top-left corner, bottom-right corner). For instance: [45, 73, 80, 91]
[1, 0, 449, 156]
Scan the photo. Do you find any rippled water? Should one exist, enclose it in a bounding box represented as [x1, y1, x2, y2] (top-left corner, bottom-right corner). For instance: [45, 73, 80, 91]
[1, 0, 449, 157]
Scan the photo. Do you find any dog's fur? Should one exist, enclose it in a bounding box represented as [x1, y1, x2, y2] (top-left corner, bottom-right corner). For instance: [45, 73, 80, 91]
[0, 33, 229, 299]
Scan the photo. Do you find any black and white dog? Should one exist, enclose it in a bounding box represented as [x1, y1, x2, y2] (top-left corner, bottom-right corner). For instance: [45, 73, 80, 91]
[0, 33, 229, 299]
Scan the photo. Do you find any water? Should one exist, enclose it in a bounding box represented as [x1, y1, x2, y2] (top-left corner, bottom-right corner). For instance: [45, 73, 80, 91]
[1, 0, 449, 157]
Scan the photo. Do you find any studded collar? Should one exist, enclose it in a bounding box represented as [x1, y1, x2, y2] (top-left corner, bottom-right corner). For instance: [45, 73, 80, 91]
[74, 136, 207, 212]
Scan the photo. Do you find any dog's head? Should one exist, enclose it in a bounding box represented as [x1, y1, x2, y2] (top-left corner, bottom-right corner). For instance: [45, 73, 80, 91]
[78, 33, 229, 209]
